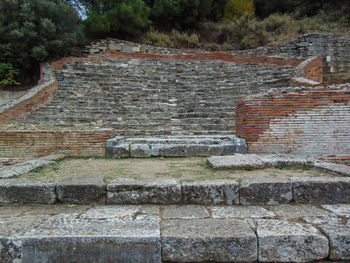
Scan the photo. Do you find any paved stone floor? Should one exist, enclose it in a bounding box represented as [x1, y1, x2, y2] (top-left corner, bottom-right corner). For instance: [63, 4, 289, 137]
[0, 203, 349, 262]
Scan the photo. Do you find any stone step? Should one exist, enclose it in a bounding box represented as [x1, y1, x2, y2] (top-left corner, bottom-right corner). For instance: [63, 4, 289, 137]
[1, 204, 349, 262]
[106, 136, 247, 158]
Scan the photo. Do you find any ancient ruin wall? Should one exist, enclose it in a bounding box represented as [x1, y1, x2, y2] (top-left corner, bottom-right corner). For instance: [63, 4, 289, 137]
[23, 52, 301, 136]
[236, 85, 350, 156]
[0, 128, 115, 159]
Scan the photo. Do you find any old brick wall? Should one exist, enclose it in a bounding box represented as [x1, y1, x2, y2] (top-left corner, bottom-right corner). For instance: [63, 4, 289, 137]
[0, 129, 115, 159]
[236, 85, 350, 156]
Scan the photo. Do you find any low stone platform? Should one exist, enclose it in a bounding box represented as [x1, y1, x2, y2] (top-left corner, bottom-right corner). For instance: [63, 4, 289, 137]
[106, 136, 247, 158]
[1, 175, 350, 205]
[1, 204, 349, 262]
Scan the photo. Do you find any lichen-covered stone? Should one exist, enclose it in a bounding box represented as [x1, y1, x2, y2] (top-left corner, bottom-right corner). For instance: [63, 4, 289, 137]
[322, 204, 350, 218]
[0, 179, 56, 204]
[320, 225, 350, 260]
[272, 204, 334, 220]
[161, 218, 257, 262]
[256, 219, 329, 262]
[56, 176, 105, 204]
[162, 205, 209, 220]
[181, 180, 239, 205]
[292, 177, 350, 204]
[211, 206, 276, 219]
[107, 178, 181, 204]
[240, 177, 292, 205]
[130, 144, 152, 158]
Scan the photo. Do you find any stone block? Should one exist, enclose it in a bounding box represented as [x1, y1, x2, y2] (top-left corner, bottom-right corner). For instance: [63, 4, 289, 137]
[272, 204, 334, 220]
[130, 144, 152, 158]
[107, 178, 181, 204]
[320, 225, 350, 260]
[211, 206, 276, 219]
[207, 154, 265, 170]
[181, 180, 239, 205]
[105, 137, 129, 158]
[151, 144, 187, 157]
[21, 213, 161, 263]
[314, 161, 350, 176]
[322, 204, 350, 218]
[240, 177, 293, 205]
[162, 205, 210, 220]
[161, 219, 257, 262]
[0, 179, 56, 204]
[56, 176, 105, 204]
[292, 177, 350, 204]
[186, 145, 223, 157]
[257, 219, 329, 262]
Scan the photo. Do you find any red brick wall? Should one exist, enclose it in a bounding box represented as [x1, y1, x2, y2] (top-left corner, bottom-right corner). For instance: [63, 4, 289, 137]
[236, 85, 350, 156]
[0, 129, 115, 159]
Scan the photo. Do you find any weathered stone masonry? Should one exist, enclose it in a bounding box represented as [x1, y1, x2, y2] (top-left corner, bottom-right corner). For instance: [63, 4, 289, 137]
[236, 85, 350, 156]
[23, 52, 312, 136]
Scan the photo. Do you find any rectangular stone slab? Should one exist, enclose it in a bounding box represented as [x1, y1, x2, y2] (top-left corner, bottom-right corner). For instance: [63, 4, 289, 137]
[292, 177, 350, 204]
[320, 225, 350, 260]
[161, 218, 257, 262]
[181, 180, 239, 205]
[107, 178, 181, 204]
[56, 176, 105, 204]
[0, 179, 56, 204]
[240, 177, 292, 205]
[21, 213, 161, 263]
[256, 219, 329, 262]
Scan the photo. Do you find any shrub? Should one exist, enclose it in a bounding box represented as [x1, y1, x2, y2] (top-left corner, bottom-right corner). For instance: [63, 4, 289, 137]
[224, 0, 255, 21]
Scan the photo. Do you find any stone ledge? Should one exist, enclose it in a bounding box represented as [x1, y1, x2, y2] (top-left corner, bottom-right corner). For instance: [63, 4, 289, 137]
[1, 204, 350, 262]
[106, 136, 247, 158]
[1, 175, 350, 205]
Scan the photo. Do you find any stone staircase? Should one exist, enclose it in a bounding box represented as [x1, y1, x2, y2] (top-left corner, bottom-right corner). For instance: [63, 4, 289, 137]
[25, 57, 293, 136]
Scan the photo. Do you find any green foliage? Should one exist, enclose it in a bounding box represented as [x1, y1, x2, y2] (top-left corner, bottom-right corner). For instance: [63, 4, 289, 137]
[84, 0, 150, 38]
[0, 43, 20, 88]
[224, 0, 255, 21]
[0, 0, 85, 87]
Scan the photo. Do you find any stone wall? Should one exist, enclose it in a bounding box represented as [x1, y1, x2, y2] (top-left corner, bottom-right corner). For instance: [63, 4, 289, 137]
[236, 84, 350, 156]
[0, 128, 115, 159]
[233, 33, 350, 83]
[23, 52, 301, 136]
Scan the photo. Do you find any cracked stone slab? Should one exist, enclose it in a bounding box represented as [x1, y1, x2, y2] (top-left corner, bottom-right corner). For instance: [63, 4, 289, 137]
[0, 215, 51, 262]
[0, 179, 56, 204]
[272, 204, 334, 220]
[56, 176, 105, 204]
[314, 161, 350, 176]
[207, 154, 264, 170]
[181, 180, 239, 205]
[211, 206, 276, 219]
[322, 204, 350, 218]
[161, 218, 257, 262]
[320, 225, 350, 260]
[292, 177, 350, 204]
[107, 178, 181, 204]
[240, 177, 292, 205]
[256, 219, 329, 262]
[162, 205, 210, 220]
[21, 213, 161, 263]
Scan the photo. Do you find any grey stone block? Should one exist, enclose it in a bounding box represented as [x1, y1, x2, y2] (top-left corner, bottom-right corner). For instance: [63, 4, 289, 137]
[292, 177, 350, 204]
[0, 179, 56, 204]
[106, 138, 129, 158]
[233, 137, 248, 154]
[207, 154, 265, 170]
[152, 144, 187, 157]
[21, 213, 161, 263]
[161, 219, 257, 262]
[162, 205, 210, 220]
[322, 204, 350, 218]
[181, 180, 239, 205]
[107, 178, 181, 204]
[240, 177, 293, 205]
[130, 144, 152, 158]
[56, 176, 105, 204]
[256, 219, 329, 262]
[211, 206, 276, 219]
[314, 161, 350, 176]
[320, 225, 350, 260]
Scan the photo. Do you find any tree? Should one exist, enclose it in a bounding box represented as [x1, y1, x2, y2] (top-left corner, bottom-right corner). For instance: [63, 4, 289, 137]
[0, 0, 85, 87]
[224, 0, 255, 21]
[84, 0, 150, 38]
